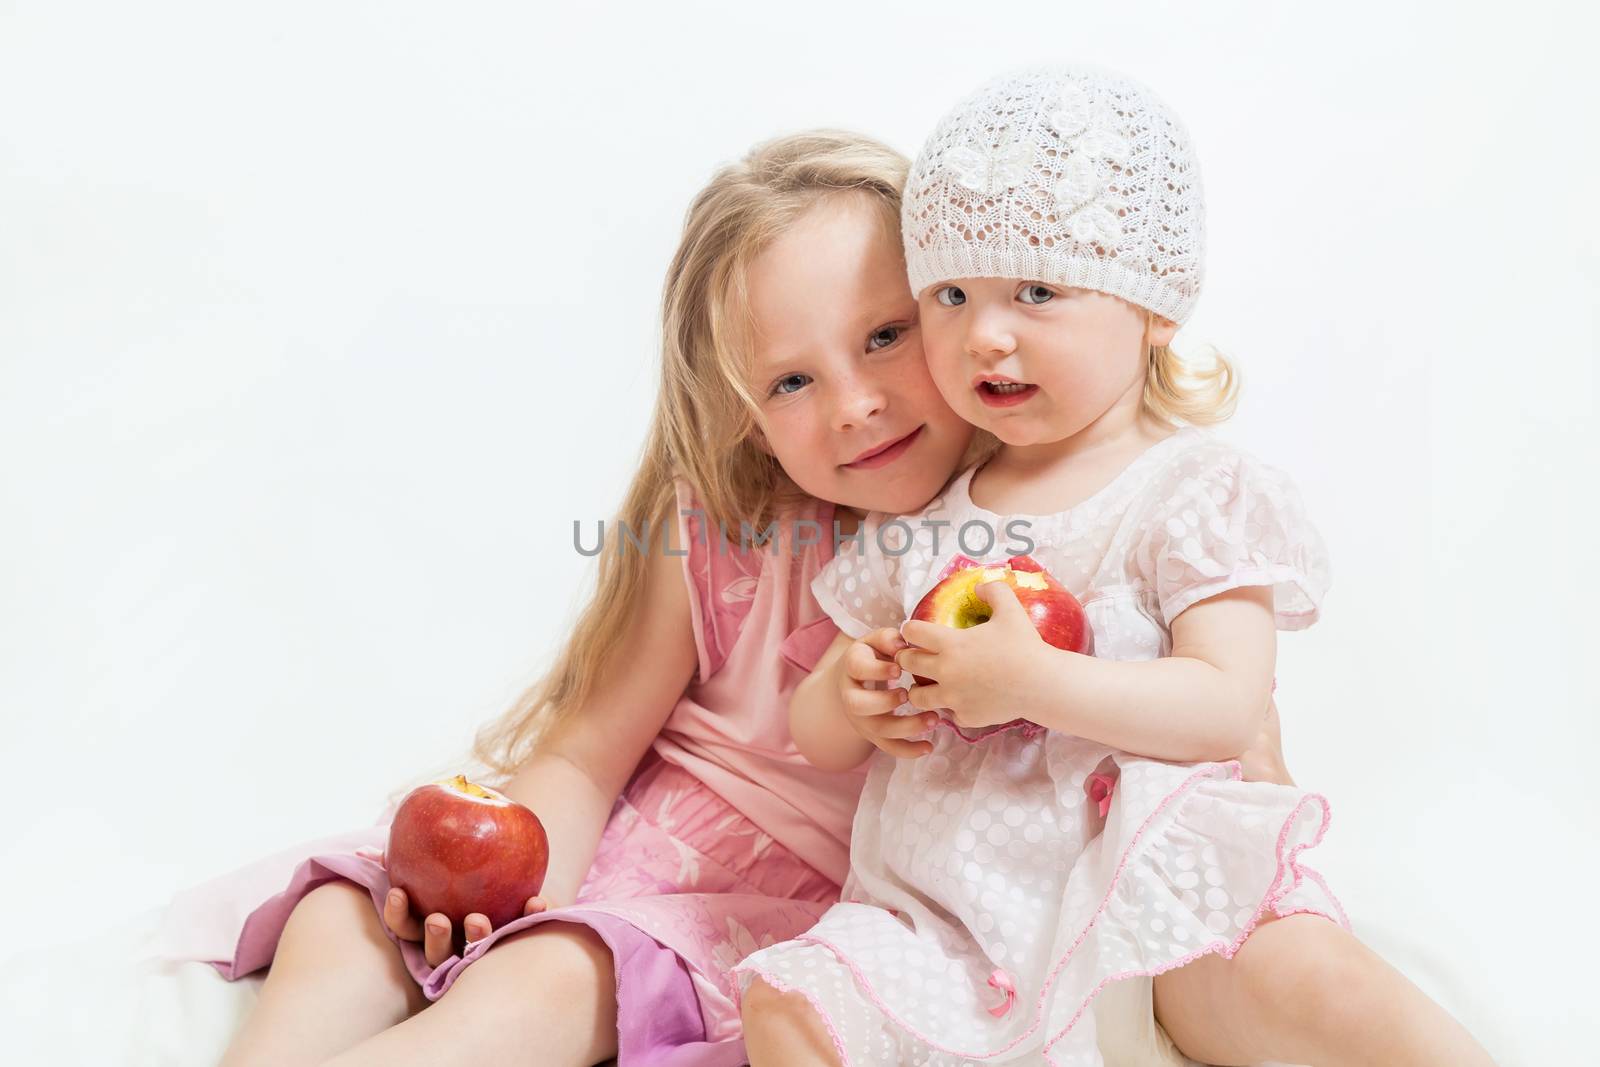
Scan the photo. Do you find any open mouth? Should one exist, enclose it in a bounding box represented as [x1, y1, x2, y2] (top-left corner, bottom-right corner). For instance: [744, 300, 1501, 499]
[844, 425, 924, 469]
[976, 380, 1039, 407]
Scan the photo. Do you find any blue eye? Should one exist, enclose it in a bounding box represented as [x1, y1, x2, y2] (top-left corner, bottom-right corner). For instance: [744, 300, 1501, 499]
[771, 373, 810, 397]
[934, 286, 966, 307]
[1019, 284, 1054, 305]
[868, 325, 903, 351]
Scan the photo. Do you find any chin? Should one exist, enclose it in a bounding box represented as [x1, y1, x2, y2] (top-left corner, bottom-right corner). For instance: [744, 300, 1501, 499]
[835, 474, 936, 515]
[976, 410, 1071, 448]
[993, 426, 1047, 447]
[967, 417, 1034, 447]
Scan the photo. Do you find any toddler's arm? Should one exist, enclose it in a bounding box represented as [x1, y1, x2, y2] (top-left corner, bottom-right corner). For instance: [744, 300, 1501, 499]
[901, 581, 1275, 763]
[1024, 584, 1277, 761]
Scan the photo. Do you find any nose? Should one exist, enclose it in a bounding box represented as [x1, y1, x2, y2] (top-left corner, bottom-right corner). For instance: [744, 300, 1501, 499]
[830, 368, 889, 432]
[965, 304, 1017, 362]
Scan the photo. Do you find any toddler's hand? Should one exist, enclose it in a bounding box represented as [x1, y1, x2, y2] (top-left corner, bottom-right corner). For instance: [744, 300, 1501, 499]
[899, 581, 1048, 731]
[367, 848, 550, 967]
[838, 628, 938, 759]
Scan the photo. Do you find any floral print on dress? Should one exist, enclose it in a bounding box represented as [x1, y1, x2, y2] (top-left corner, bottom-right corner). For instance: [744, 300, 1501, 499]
[567, 754, 840, 1008]
[719, 574, 759, 605]
[711, 916, 781, 977]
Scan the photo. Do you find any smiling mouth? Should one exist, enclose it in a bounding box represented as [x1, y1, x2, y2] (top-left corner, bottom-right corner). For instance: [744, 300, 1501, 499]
[843, 426, 924, 469]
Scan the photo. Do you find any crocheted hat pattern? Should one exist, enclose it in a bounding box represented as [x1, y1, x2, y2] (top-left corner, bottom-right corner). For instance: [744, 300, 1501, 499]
[902, 64, 1206, 325]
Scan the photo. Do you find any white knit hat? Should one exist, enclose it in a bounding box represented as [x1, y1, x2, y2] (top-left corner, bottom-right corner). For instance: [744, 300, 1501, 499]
[902, 64, 1206, 326]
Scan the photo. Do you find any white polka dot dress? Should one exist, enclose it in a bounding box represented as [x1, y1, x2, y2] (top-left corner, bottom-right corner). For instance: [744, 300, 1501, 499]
[733, 427, 1348, 1065]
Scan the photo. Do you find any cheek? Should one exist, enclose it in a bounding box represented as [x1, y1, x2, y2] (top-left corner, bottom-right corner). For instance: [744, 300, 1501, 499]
[883, 337, 960, 418]
[760, 406, 829, 477]
[1043, 340, 1139, 395]
[917, 328, 970, 396]
[897, 366, 961, 427]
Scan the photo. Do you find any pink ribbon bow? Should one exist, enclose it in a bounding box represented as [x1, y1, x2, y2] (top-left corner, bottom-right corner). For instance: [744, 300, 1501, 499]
[1086, 772, 1116, 818]
[987, 968, 1016, 1018]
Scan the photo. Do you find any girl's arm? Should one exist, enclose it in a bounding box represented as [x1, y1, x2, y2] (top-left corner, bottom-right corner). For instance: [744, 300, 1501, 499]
[1032, 583, 1276, 761]
[791, 628, 938, 771]
[902, 583, 1276, 763]
[789, 633, 876, 772]
[493, 517, 699, 906]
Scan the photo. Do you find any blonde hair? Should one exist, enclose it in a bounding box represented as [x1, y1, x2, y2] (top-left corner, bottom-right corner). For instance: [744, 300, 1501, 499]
[1141, 311, 1241, 427]
[465, 130, 995, 782]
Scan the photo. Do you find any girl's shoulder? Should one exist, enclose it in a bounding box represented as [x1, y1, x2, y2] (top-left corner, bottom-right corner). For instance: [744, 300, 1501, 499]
[1129, 427, 1312, 524]
[672, 478, 832, 680]
[672, 479, 761, 682]
[1116, 428, 1332, 631]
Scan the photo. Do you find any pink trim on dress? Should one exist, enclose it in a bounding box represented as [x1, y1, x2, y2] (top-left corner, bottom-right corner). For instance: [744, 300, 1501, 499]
[736, 760, 1346, 1063]
[732, 969, 856, 1067]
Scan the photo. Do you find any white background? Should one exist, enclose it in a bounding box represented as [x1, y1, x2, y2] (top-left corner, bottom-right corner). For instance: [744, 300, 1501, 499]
[2, 2, 1595, 1063]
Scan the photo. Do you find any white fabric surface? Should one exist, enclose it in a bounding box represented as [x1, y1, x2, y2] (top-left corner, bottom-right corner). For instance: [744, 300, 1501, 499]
[0, 900, 1499, 1066]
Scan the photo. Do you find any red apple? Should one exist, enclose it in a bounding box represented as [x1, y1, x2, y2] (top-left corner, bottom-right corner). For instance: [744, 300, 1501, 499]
[385, 774, 550, 931]
[908, 554, 1093, 684]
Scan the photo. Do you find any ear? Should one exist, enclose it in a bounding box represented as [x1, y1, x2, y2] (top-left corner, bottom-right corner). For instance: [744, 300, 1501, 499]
[1147, 314, 1179, 349]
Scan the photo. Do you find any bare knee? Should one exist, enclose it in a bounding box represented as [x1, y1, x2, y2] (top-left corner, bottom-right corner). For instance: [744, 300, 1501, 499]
[285, 881, 381, 944]
[225, 883, 420, 1067]
[494, 923, 612, 991]
[1238, 916, 1376, 1028]
[741, 976, 789, 1031]
[742, 977, 838, 1067]
[423, 923, 618, 1064]
[446, 922, 616, 1020]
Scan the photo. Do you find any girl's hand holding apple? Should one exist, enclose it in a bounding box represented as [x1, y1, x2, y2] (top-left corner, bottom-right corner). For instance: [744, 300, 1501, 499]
[836, 627, 939, 759]
[375, 862, 550, 968]
[376, 775, 553, 967]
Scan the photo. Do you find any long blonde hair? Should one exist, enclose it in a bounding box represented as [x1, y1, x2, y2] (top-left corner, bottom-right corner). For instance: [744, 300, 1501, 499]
[469, 130, 981, 780]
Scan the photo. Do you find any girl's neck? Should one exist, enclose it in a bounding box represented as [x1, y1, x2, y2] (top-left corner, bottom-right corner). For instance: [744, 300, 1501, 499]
[973, 409, 1179, 516]
[991, 408, 1175, 478]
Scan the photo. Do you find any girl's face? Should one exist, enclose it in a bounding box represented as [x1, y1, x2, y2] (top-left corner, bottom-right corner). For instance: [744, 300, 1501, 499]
[916, 278, 1178, 449]
[745, 194, 973, 516]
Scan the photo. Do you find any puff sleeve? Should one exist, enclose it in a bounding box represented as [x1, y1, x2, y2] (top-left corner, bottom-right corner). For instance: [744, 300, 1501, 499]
[1131, 449, 1332, 631]
[808, 511, 911, 639]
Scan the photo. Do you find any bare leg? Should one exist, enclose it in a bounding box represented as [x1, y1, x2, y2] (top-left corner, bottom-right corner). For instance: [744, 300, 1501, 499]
[320, 921, 618, 1067]
[220, 881, 428, 1067]
[1153, 914, 1496, 1066]
[742, 977, 841, 1067]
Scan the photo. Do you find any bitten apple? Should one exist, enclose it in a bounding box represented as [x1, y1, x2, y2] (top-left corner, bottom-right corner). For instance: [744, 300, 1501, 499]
[385, 774, 550, 931]
[907, 554, 1093, 683]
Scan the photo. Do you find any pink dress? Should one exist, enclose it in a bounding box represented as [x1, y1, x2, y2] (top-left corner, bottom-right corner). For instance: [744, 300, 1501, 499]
[153, 480, 867, 1065]
[734, 426, 1349, 1066]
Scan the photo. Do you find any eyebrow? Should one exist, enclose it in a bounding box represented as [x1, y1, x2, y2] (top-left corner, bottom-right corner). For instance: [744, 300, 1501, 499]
[750, 289, 917, 377]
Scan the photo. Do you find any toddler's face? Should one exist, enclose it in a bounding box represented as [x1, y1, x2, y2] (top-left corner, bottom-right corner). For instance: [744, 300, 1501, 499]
[744, 194, 972, 516]
[916, 278, 1177, 448]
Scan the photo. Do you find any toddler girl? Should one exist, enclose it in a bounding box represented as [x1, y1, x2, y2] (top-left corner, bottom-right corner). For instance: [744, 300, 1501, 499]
[735, 65, 1494, 1067]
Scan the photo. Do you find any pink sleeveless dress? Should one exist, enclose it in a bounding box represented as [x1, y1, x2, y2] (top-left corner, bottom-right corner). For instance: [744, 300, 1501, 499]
[152, 480, 867, 1065]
